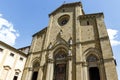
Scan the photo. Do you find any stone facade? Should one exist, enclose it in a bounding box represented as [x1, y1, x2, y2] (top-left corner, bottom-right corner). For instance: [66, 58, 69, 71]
[22, 2, 118, 80]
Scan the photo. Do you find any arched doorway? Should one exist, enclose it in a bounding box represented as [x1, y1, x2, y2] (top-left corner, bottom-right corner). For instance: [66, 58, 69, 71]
[31, 61, 40, 80]
[89, 67, 100, 80]
[87, 54, 100, 80]
[54, 51, 67, 80]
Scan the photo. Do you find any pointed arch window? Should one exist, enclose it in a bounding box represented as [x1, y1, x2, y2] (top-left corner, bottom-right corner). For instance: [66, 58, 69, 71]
[87, 54, 98, 62]
[55, 52, 67, 60]
[33, 62, 40, 68]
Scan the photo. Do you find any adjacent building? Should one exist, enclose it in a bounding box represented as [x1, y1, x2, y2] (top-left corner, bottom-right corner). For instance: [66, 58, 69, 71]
[18, 46, 30, 55]
[0, 41, 27, 80]
[21, 2, 118, 80]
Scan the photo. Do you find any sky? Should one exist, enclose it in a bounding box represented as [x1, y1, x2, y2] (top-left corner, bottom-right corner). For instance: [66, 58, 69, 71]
[0, 0, 120, 79]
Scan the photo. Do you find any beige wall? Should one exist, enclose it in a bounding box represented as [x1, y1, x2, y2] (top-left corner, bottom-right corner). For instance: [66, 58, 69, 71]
[0, 44, 26, 80]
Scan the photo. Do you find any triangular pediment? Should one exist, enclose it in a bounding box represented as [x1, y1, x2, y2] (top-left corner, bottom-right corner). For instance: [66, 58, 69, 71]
[49, 2, 82, 16]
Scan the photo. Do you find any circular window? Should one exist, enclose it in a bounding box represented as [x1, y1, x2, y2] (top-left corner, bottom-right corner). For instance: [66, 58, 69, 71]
[58, 15, 70, 26]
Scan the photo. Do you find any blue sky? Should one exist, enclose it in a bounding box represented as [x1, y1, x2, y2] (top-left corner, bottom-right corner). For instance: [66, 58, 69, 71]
[0, 0, 120, 79]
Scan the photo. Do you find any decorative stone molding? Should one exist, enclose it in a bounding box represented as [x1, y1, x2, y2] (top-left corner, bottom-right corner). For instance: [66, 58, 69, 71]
[28, 67, 33, 71]
[15, 69, 21, 73]
[79, 13, 103, 19]
[103, 58, 114, 62]
[47, 58, 54, 63]
[76, 61, 84, 64]
[68, 49, 72, 56]
[3, 65, 11, 70]
[67, 55, 72, 60]
[69, 37, 73, 45]
[48, 42, 52, 50]
[82, 62, 88, 67]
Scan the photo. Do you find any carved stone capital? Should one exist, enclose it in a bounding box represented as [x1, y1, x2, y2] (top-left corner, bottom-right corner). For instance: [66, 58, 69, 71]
[28, 67, 33, 71]
[67, 55, 72, 60]
[47, 58, 54, 63]
[75, 61, 88, 67]
[82, 62, 88, 67]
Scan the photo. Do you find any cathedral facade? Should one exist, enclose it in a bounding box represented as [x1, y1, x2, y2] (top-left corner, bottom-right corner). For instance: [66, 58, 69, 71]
[21, 2, 118, 80]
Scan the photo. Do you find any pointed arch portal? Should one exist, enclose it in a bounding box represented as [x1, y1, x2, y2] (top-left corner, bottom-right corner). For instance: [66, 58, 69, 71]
[54, 50, 67, 80]
[32, 71, 38, 80]
[86, 54, 100, 80]
[54, 63, 66, 80]
[89, 67, 100, 80]
[31, 61, 40, 80]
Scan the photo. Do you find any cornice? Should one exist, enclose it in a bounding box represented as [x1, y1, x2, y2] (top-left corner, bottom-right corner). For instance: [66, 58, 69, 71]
[0, 41, 27, 57]
[18, 46, 30, 50]
[79, 12, 104, 19]
[32, 27, 47, 37]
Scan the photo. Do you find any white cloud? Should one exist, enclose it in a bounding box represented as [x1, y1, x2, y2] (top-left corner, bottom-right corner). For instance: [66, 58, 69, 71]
[0, 14, 19, 46]
[107, 29, 120, 46]
[0, 14, 2, 17]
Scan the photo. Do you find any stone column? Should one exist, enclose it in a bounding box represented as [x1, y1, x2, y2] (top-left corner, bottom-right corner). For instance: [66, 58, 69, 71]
[83, 63, 88, 80]
[25, 67, 33, 80]
[68, 55, 72, 80]
[49, 61, 54, 80]
[45, 58, 54, 80]
[99, 62, 106, 80]
[37, 67, 43, 80]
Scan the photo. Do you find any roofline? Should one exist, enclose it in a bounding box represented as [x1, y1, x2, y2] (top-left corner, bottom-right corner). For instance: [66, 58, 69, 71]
[32, 27, 47, 37]
[49, 2, 82, 17]
[18, 46, 30, 50]
[79, 12, 104, 18]
[0, 41, 27, 57]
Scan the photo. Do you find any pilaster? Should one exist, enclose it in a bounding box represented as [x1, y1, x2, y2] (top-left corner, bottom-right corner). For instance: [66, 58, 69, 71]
[67, 55, 72, 80]
[45, 58, 54, 80]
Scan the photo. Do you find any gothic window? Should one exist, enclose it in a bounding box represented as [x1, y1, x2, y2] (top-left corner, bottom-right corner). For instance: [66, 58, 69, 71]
[55, 52, 67, 60]
[58, 15, 70, 26]
[61, 19, 68, 25]
[54, 51, 67, 80]
[33, 62, 40, 68]
[87, 54, 98, 62]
